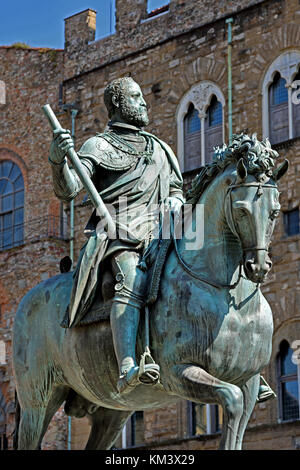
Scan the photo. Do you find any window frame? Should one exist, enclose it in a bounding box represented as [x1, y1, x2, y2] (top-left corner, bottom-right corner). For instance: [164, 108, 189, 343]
[0, 160, 24, 251]
[117, 411, 145, 449]
[176, 81, 225, 173]
[283, 208, 300, 237]
[188, 402, 222, 437]
[183, 103, 202, 172]
[262, 50, 300, 143]
[276, 340, 300, 423]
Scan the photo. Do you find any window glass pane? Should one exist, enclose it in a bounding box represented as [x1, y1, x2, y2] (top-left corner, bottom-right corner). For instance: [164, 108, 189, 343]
[130, 412, 145, 447]
[2, 180, 13, 195]
[2, 194, 13, 213]
[184, 105, 201, 171]
[283, 209, 299, 236]
[14, 190, 24, 209]
[3, 212, 12, 228]
[193, 403, 207, 435]
[282, 381, 299, 421]
[2, 217, 12, 248]
[215, 405, 223, 432]
[14, 208, 24, 226]
[14, 224, 23, 244]
[186, 108, 201, 134]
[14, 174, 24, 191]
[281, 345, 298, 376]
[1, 161, 13, 178]
[10, 163, 21, 182]
[0, 179, 7, 195]
[272, 76, 288, 105]
[208, 98, 222, 127]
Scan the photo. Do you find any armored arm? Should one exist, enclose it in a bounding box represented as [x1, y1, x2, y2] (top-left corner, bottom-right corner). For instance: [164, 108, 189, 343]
[49, 138, 94, 203]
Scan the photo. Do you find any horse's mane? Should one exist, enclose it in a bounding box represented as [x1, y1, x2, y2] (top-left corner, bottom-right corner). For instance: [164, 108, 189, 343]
[186, 133, 280, 204]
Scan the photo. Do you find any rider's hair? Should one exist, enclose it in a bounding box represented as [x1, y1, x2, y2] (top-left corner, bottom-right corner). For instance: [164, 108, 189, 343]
[104, 77, 136, 118]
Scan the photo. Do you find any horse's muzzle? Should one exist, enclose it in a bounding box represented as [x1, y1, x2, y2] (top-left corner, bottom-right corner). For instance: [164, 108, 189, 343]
[243, 250, 272, 284]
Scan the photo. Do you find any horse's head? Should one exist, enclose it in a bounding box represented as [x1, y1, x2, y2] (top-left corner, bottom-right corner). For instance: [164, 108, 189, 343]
[224, 136, 289, 284]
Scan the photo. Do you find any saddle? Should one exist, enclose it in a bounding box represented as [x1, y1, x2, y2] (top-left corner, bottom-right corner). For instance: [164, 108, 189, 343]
[61, 238, 172, 327]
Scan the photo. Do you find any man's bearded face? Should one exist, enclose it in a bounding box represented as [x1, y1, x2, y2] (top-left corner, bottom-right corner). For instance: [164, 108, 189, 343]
[118, 82, 149, 128]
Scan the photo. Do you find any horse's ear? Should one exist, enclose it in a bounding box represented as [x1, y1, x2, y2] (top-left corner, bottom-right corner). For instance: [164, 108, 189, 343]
[236, 158, 247, 183]
[273, 159, 289, 181]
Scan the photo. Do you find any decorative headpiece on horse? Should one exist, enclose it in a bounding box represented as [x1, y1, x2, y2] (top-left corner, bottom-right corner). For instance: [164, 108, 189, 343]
[187, 133, 289, 205]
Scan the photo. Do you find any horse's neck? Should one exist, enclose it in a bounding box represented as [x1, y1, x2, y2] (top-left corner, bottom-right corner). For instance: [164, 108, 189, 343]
[180, 167, 242, 285]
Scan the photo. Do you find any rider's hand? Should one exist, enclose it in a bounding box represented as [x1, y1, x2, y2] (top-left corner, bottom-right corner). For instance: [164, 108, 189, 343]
[166, 196, 183, 215]
[49, 128, 74, 164]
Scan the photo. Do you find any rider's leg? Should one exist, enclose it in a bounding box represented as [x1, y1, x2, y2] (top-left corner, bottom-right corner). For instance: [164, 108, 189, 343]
[110, 250, 159, 394]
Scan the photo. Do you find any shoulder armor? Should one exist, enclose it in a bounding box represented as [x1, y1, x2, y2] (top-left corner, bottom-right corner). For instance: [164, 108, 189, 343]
[77, 134, 138, 171]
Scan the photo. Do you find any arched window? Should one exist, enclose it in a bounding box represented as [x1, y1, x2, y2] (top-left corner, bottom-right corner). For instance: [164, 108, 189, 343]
[204, 95, 223, 164]
[268, 72, 289, 144]
[292, 69, 300, 138]
[176, 81, 225, 172]
[183, 104, 201, 171]
[0, 160, 24, 250]
[262, 51, 300, 143]
[277, 340, 300, 422]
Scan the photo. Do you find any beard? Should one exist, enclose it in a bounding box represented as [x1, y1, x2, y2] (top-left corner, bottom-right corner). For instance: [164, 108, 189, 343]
[119, 97, 149, 128]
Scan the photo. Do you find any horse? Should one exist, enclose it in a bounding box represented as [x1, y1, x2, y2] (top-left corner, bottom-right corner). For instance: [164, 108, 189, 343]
[12, 133, 288, 450]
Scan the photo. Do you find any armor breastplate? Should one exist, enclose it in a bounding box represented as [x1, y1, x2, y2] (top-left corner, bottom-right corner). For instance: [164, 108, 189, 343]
[77, 132, 153, 171]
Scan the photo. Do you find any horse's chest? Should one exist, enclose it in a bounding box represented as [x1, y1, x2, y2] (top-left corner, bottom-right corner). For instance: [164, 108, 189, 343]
[156, 281, 273, 382]
[205, 294, 273, 380]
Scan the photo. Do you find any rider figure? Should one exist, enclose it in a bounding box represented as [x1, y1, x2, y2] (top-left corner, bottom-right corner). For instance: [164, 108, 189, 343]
[48, 77, 184, 394]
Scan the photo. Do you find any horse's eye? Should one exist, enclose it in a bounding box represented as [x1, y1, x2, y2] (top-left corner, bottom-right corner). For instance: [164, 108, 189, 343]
[270, 209, 280, 220]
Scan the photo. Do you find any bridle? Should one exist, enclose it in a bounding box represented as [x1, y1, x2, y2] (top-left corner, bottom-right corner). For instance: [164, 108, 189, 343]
[225, 182, 276, 254]
[172, 181, 277, 290]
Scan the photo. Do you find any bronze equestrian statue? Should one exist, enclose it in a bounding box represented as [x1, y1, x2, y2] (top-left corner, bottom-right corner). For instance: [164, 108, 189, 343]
[12, 79, 286, 449]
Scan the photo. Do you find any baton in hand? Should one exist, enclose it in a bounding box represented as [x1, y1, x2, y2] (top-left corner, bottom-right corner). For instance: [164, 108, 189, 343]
[42, 104, 115, 236]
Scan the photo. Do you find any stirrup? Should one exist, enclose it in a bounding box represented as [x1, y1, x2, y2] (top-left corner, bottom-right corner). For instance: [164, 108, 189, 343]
[257, 376, 277, 403]
[257, 384, 276, 403]
[138, 348, 160, 385]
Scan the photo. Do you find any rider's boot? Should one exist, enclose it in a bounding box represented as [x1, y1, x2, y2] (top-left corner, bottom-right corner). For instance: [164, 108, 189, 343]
[110, 301, 160, 395]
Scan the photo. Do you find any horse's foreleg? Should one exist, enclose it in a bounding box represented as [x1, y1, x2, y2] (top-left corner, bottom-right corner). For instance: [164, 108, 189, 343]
[235, 374, 260, 450]
[85, 407, 133, 450]
[169, 364, 244, 450]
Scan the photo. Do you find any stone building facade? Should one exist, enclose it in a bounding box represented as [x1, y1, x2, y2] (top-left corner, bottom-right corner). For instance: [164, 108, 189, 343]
[1, 0, 300, 450]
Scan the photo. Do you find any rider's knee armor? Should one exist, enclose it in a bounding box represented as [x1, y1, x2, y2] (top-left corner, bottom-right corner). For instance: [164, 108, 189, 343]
[111, 250, 147, 309]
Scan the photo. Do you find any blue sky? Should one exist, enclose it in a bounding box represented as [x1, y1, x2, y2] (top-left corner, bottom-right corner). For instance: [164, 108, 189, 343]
[0, 0, 167, 49]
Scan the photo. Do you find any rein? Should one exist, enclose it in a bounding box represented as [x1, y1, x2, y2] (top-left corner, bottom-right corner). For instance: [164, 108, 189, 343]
[172, 181, 277, 290]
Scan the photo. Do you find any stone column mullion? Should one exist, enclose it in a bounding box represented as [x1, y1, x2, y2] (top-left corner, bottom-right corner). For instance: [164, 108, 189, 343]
[200, 115, 206, 166]
[287, 84, 293, 140]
